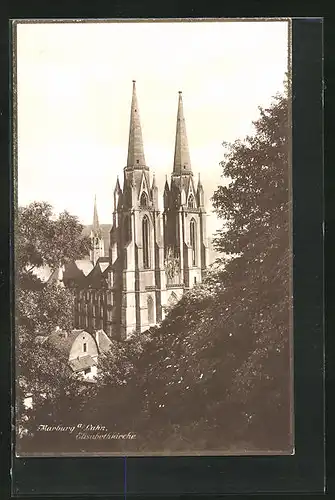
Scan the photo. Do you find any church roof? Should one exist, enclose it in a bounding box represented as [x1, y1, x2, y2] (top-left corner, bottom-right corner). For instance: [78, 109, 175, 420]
[74, 260, 94, 276]
[173, 91, 192, 176]
[126, 80, 147, 169]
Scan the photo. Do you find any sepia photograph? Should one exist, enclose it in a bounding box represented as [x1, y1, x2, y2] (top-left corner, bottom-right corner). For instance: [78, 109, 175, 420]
[14, 18, 292, 456]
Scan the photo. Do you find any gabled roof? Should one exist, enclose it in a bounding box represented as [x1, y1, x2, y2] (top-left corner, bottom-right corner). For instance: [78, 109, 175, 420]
[85, 259, 110, 288]
[69, 354, 96, 372]
[74, 260, 94, 276]
[62, 260, 94, 285]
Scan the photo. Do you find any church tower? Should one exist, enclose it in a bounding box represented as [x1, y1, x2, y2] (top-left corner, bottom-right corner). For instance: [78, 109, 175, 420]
[90, 195, 104, 265]
[109, 81, 166, 339]
[163, 91, 209, 288]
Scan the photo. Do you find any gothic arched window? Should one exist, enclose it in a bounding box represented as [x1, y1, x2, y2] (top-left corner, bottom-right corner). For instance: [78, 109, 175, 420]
[140, 191, 148, 207]
[147, 295, 154, 323]
[142, 216, 150, 268]
[188, 194, 195, 209]
[190, 218, 196, 267]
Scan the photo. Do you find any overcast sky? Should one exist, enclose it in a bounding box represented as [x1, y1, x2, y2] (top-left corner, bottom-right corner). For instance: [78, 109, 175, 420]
[16, 20, 289, 237]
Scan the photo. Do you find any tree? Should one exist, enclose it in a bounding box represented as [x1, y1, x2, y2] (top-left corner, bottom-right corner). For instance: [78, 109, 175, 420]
[16, 202, 92, 450]
[212, 87, 289, 257]
[16, 201, 91, 283]
[120, 84, 292, 453]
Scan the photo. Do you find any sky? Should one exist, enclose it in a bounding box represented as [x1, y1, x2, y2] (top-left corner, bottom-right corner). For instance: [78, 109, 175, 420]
[16, 19, 289, 238]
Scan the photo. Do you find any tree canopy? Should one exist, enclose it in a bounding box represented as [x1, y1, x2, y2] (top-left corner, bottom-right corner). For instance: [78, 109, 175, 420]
[16, 201, 91, 282]
[16, 203, 92, 451]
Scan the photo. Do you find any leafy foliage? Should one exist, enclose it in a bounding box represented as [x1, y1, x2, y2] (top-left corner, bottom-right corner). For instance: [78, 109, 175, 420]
[16, 202, 92, 450]
[212, 91, 289, 257]
[121, 86, 292, 452]
[16, 201, 91, 281]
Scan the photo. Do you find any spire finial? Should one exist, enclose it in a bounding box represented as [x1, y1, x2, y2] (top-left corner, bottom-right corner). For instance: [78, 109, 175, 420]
[126, 80, 146, 169]
[173, 91, 192, 176]
[152, 171, 157, 189]
[92, 194, 100, 235]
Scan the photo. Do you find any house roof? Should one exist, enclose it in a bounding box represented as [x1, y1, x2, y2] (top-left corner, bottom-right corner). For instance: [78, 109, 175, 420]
[95, 329, 112, 353]
[69, 354, 96, 372]
[47, 329, 89, 355]
[47, 328, 111, 356]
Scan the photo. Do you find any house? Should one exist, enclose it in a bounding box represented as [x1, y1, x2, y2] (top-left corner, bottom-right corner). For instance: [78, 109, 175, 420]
[46, 328, 112, 382]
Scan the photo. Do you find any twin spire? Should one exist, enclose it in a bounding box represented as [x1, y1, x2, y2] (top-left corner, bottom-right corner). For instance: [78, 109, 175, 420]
[126, 81, 192, 175]
[126, 80, 146, 169]
[173, 91, 192, 175]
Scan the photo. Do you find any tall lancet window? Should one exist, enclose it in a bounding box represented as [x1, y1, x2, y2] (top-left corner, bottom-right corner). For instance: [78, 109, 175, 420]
[188, 194, 195, 209]
[142, 216, 150, 268]
[190, 218, 196, 266]
[140, 192, 148, 207]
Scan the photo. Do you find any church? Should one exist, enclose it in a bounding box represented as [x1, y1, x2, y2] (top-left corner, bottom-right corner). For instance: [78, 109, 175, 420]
[66, 81, 209, 340]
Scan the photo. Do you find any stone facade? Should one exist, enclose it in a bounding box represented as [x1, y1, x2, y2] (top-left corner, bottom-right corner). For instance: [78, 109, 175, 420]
[72, 82, 208, 340]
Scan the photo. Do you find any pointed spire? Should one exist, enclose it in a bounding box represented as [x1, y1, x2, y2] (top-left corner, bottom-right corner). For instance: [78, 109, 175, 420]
[173, 91, 192, 176]
[164, 174, 170, 191]
[92, 195, 101, 236]
[126, 80, 146, 169]
[197, 173, 204, 208]
[151, 172, 157, 190]
[114, 175, 121, 193]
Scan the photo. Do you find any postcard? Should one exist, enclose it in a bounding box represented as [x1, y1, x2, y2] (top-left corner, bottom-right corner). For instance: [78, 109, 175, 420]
[14, 18, 293, 456]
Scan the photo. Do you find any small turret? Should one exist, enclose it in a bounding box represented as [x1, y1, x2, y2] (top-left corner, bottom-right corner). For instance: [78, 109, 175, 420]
[90, 195, 104, 265]
[151, 172, 159, 209]
[197, 172, 205, 207]
[163, 175, 170, 210]
[113, 176, 122, 212]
